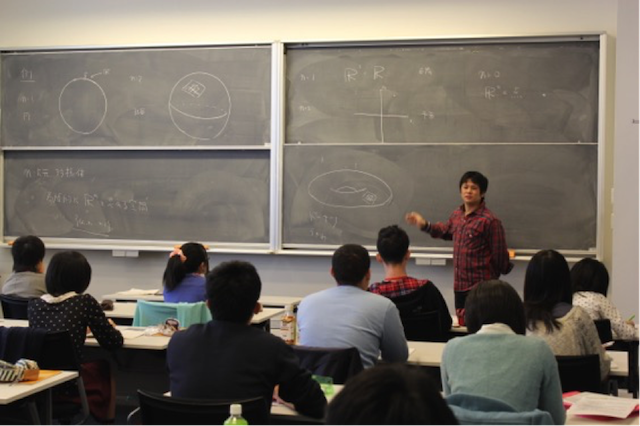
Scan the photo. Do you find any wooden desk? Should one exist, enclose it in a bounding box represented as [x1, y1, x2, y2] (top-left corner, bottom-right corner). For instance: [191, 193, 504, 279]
[103, 291, 302, 308]
[0, 370, 78, 424]
[103, 302, 283, 331]
[566, 409, 639, 425]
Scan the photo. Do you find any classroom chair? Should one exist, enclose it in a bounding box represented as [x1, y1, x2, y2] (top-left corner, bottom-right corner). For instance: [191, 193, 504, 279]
[389, 284, 451, 342]
[0, 294, 32, 320]
[555, 354, 603, 393]
[37, 330, 91, 425]
[132, 300, 212, 328]
[593, 319, 613, 344]
[445, 393, 554, 425]
[128, 390, 268, 425]
[292, 345, 364, 384]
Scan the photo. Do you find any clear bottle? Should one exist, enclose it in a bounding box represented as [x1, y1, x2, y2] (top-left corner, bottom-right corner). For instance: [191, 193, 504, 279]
[224, 403, 248, 425]
[280, 304, 297, 344]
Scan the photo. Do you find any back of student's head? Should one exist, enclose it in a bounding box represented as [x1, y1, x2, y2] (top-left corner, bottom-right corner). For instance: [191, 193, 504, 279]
[163, 242, 209, 291]
[325, 363, 458, 425]
[377, 225, 409, 264]
[332, 244, 370, 286]
[45, 251, 92, 296]
[464, 280, 526, 335]
[11, 235, 45, 273]
[523, 249, 571, 333]
[206, 260, 261, 323]
[459, 171, 488, 194]
[571, 257, 609, 296]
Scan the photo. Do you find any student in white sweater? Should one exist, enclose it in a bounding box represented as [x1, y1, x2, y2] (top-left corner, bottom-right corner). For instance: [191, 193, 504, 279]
[524, 249, 610, 381]
[571, 257, 636, 341]
[441, 279, 566, 425]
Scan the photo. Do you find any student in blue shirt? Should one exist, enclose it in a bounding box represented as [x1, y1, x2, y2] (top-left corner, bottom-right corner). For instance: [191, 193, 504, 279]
[162, 242, 209, 303]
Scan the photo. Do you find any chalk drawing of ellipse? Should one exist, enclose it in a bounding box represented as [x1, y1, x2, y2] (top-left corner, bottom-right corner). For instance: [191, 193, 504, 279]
[59, 78, 108, 135]
[168, 72, 231, 141]
[308, 169, 393, 209]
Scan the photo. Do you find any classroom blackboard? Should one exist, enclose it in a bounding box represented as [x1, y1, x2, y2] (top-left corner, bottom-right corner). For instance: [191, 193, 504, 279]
[283, 38, 600, 252]
[3, 150, 270, 244]
[1, 46, 271, 146]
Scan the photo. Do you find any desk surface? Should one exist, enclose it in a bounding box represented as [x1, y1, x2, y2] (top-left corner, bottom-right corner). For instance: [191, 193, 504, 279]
[0, 370, 78, 405]
[103, 291, 303, 307]
[105, 302, 283, 325]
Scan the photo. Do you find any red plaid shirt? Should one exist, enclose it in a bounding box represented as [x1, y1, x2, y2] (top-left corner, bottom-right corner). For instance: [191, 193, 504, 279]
[425, 201, 513, 292]
[369, 276, 427, 299]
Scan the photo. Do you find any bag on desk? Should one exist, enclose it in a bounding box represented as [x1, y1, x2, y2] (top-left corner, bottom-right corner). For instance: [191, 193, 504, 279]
[0, 358, 39, 382]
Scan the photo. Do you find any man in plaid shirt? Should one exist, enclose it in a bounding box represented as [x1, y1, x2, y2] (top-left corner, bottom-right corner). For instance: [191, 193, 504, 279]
[405, 171, 513, 317]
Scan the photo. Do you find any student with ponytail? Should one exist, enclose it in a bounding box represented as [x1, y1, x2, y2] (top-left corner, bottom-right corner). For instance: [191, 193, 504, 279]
[163, 242, 209, 303]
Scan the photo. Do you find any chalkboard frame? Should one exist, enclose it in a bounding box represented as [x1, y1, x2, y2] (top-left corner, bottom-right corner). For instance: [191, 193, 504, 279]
[0, 35, 606, 258]
[0, 42, 278, 252]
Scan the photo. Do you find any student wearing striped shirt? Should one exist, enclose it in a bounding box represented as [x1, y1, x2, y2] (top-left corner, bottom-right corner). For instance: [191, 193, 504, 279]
[405, 171, 513, 319]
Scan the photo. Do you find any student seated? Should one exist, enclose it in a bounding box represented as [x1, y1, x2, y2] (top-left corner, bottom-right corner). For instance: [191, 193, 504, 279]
[162, 242, 209, 303]
[326, 363, 458, 425]
[441, 280, 566, 425]
[2, 235, 46, 298]
[166, 260, 326, 419]
[297, 244, 408, 368]
[28, 251, 124, 421]
[571, 257, 636, 340]
[369, 224, 452, 334]
[524, 249, 610, 381]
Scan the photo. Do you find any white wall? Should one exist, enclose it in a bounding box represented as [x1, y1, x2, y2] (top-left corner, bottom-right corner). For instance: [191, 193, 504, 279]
[0, 0, 634, 315]
[611, 0, 639, 317]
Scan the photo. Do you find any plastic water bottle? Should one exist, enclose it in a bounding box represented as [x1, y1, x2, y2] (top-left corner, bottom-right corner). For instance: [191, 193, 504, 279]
[280, 304, 297, 344]
[224, 403, 248, 425]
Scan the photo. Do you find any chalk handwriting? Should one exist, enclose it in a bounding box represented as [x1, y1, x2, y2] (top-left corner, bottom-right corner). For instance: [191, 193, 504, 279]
[23, 167, 85, 179]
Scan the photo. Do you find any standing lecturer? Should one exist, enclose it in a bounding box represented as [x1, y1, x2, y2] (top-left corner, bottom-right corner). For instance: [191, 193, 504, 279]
[405, 171, 513, 319]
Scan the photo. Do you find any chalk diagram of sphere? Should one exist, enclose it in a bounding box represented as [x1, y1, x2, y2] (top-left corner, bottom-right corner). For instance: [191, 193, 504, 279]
[59, 77, 108, 135]
[168, 72, 232, 140]
[307, 169, 393, 209]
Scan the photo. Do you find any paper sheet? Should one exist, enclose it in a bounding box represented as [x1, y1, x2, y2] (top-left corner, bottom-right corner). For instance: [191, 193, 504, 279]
[118, 288, 161, 295]
[566, 392, 639, 419]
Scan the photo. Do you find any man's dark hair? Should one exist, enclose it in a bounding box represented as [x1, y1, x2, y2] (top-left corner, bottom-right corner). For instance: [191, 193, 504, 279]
[571, 257, 609, 296]
[464, 280, 526, 335]
[326, 363, 458, 425]
[332, 244, 370, 286]
[459, 171, 488, 194]
[45, 251, 92, 296]
[206, 260, 261, 323]
[523, 249, 572, 333]
[11, 235, 45, 273]
[377, 225, 409, 265]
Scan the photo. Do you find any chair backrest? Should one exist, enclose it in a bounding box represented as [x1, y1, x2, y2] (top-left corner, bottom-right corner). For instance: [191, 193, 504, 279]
[445, 393, 554, 425]
[399, 310, 446, 342]
[0, 294, 31, 320]
[593, 319, 613, 343]
[292, 345, 364, 384]
[389, 285, 449, 342]
[132, 300, 212, 328]
[555, 354, 602, 393]
[137, 390, 269, 425]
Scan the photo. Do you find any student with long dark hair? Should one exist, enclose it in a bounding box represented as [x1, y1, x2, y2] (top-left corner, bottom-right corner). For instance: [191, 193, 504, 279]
[571, 257, 636, 340]
[524, 249, 610, 380]
[163, 242, 209, 303]
[441, 280, 565, 425]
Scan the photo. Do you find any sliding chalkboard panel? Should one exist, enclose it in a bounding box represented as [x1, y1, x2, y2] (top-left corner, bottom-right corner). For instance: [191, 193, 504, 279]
[4, 150, 270, 244]
[283, 37, 600, 253]
[283, 144, 597, 251]
[286, 41, 599, 143]
[2, 46, 271, 146]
